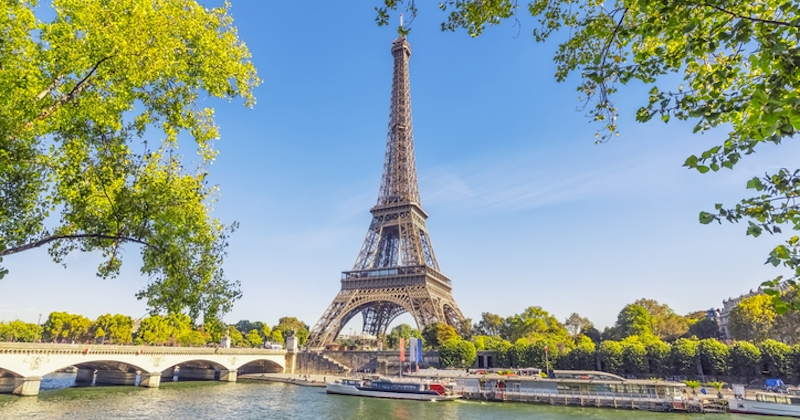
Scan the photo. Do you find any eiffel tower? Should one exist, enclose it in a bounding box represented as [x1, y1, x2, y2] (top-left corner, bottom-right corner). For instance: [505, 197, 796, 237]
[306, 35, 465, 349]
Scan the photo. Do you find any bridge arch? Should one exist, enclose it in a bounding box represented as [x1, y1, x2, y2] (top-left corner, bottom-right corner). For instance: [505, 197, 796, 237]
[53, 360, 149, 375]
[236, 359, 284, 374]
[0, 367, 23, 379]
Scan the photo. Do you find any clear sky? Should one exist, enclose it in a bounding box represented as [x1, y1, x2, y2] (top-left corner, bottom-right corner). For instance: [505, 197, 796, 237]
[2, 1, 797, 331]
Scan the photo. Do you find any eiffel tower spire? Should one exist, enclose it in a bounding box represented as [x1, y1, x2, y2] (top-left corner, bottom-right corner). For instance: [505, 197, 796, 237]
[307, 35, 464, 349]
[376, 36, 420, 209]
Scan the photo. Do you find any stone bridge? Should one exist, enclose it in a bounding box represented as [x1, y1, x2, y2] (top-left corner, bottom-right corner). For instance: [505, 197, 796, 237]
[0, 343, 294, 396]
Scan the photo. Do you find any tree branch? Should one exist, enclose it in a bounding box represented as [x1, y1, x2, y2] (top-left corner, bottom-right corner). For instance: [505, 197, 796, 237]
[17, 55, 114, 134]
[1, 233, 158, 257]
[700, 2, 799, 28]
[36, 75, 64, 101]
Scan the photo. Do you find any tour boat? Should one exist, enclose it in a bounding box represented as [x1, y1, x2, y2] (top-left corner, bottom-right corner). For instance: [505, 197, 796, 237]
[326, 378, 461, 401]
[728, 392, 800, 417]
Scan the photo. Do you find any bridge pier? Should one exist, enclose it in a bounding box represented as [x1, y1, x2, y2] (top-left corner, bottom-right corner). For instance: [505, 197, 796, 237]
[75, 368, 95, 385]
[94, 371, 137, 386]
[12, 376, 41, 396]
[285, 353, 296, 374]
[139, 372, 161, 388]
[219, 369, 237, 382]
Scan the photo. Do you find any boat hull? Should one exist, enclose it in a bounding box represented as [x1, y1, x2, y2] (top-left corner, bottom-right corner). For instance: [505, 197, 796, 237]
[326, 383, 460, 401]
[728, 398, 800, 417]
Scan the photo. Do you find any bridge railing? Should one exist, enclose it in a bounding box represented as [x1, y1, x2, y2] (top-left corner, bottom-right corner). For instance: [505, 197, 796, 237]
[0, 342, 287, 355]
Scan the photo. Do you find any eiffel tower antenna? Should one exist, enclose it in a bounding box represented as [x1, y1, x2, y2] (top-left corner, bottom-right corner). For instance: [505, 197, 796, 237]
[400, 13, 404, 28]
[307, 34, 465, 349]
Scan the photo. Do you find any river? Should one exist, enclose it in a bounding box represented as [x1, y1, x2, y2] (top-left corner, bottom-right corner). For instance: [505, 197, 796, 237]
[0, 373, 778, 419]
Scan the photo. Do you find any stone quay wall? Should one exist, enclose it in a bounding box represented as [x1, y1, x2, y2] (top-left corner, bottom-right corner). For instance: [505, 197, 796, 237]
[319, 350, 440, 376]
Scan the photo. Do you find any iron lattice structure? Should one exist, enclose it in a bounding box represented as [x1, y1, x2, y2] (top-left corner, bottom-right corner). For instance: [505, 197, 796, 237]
[307, 36, 465, 349]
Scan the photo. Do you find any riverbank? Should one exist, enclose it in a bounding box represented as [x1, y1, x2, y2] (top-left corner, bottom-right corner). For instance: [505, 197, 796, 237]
[1, 376, 736, 420]
[238, 373, 347, 388]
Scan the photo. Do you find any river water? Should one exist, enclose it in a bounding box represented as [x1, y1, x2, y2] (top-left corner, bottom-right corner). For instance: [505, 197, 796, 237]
[0, 373, 778, 419]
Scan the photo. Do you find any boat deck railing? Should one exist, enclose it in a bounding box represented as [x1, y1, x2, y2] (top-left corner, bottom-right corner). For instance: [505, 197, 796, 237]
[453, 386, 675, 403]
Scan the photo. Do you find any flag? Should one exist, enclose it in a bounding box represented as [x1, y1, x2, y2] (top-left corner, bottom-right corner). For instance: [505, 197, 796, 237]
[417, 338, 423, 363]
[399, 338, 405, 361]
[409, 337, 417, 362]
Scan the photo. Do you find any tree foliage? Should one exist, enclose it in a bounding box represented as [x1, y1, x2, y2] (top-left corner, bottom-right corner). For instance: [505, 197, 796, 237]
[620, 337, 647, 374]
[246, 329, 263, 348]
[730, 341, 763, 378]
[135, 315, 173, 345]
[502, 306, 568, 342]
[92, 313, 133, 344]
[422, 322, 459, 348]
[686, 315, 721, 340]
[134, 313, 200, 346]
[439, 337, 477, 368]
[386, 323, 421, 349]
[729, 294, 778, 341]
[274, 317, 310, 346]
[376, 0, 800, 312]
[599, 340, 624, 375]
[565, 312, 593, 338]
[0, 0, 260, 323]
[559, 336, 596, 370]
[759, 339, 793, 377]
[643, 336, 671, 374]
[474, 312, 505, 337]
[43, 311, 91, 342]
[615, 304, 653, 338]
[633, 299, 689, 341]
[698, 338, 730, 375]
[0, 320, 42, 342]
[671, 338, 699, 376]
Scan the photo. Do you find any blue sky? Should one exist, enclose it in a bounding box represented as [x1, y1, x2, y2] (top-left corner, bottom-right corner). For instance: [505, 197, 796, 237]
[2, 1, 797, 331]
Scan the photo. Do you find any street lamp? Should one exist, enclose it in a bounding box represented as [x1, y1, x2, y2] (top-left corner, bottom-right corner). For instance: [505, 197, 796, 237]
[544, 345, 550, 377]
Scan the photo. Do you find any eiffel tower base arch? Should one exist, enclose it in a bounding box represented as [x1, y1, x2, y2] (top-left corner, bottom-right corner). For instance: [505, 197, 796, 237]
[307, 274, 464, 349]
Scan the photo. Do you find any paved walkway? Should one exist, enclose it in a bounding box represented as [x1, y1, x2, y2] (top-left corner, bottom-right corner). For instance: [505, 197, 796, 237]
[238, 373, 349, 387]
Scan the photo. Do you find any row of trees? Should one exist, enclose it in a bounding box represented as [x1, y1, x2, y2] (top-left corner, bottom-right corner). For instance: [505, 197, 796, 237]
[226, 317, 310, 348]
[483, 335, 800, 381]
[1, 312, 311, 348]
[379, 296, 800, 380]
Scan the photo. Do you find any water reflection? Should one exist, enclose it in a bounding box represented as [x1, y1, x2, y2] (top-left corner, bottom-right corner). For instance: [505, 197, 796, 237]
[0, 380, 761, 420]
[40, 372, 77, 391]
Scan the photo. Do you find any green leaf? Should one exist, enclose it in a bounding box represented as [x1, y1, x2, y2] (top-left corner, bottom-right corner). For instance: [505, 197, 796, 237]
[697, 165, 710, 173]
[683, 155, 698, 168]
[746, 177, 764, 190]
[747, 222, 763, 237]
[699, 211, 715, 224]
[774, 245, 790, 259]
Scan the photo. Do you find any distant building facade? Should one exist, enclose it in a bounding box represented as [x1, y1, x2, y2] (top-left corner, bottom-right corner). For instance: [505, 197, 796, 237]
[714, 282, 791, 340]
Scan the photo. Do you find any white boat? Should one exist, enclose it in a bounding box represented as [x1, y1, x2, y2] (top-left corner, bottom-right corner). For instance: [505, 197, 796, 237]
[728, 392, 800, 417]
[326, 378, 461, 401]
